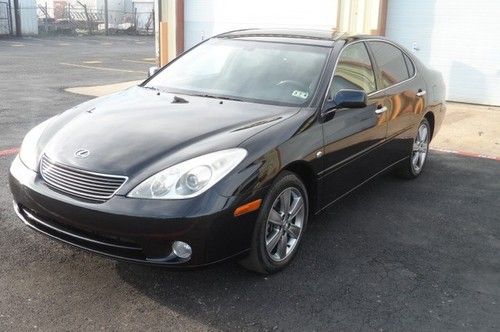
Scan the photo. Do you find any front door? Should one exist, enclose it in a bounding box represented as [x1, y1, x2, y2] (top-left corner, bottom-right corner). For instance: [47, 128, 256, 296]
[319, 41, 389, 209]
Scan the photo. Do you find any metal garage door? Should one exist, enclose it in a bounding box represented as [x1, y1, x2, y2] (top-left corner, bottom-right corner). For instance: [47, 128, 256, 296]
[386, 0, 500, 106]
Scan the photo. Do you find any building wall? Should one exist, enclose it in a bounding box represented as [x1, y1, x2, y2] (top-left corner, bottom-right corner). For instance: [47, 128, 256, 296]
[184, 0, 339, 49]
[386, 0, 500, 106]
[337, 0, 381, 35]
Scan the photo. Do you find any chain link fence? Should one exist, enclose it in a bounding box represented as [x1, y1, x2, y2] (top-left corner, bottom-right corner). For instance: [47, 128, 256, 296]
[5, 1, 154, 36]
[39, 3, 154, 35]
[0, 1, 13, 35]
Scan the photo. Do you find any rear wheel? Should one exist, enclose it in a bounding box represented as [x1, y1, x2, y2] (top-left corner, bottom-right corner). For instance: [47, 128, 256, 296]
[395, 118, 430, 179]
[240, 171, 308, 274]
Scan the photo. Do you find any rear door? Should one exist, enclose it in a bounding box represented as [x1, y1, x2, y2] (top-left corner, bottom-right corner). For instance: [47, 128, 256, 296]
[319, 41, 389, 208]
[366, 41, 425, 163]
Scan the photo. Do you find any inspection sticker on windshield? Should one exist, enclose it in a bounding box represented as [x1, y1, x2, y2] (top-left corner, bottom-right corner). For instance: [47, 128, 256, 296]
[292, 90, 309, 99]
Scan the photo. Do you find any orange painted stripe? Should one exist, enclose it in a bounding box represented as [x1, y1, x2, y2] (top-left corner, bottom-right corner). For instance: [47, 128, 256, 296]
[430, 148, 499, 161]
[0, 147, 19, 157]
[234, 199, 262, 217]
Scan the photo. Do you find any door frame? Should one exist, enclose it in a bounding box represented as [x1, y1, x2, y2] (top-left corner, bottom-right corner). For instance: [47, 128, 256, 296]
[336, 0, 389, 36]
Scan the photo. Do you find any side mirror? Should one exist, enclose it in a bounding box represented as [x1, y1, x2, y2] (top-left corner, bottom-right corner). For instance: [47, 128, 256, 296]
[148, 66, 159, 77]
[332, 89, 367, 109]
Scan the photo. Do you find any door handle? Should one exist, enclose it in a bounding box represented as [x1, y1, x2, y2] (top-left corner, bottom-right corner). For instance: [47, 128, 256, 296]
[416, 89, 426, 97]
[375, 106, 388, 114]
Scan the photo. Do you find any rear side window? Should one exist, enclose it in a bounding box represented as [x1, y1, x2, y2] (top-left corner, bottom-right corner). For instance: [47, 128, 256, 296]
[369, 41, 410, 88]
[329, 42, 376, 98]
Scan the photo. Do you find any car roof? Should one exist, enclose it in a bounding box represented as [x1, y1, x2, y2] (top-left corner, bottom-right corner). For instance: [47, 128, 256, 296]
[216, 28, 374, 47]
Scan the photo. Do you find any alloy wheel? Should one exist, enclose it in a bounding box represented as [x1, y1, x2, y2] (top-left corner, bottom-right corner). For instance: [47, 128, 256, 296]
[265, 187, 305, 262]
[412, 122, 430, 173]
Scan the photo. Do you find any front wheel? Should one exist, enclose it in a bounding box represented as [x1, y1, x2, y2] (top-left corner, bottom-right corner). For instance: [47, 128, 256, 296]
[239, 171, 308, 274]
[395, 118, 431, 179]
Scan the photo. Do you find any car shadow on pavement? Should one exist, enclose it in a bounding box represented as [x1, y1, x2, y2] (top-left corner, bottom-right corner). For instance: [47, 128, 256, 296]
[115, 153, 500, 331]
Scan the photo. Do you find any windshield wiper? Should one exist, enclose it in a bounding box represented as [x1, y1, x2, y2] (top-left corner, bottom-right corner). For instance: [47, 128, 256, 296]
[141, 88, 243, 102]
[191, 93, 244, 102]
[141, 86, 161, 92]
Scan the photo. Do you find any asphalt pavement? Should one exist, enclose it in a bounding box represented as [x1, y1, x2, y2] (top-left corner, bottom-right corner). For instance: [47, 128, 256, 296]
[0, 35, 154, 150]
[1, 36, 499, 331]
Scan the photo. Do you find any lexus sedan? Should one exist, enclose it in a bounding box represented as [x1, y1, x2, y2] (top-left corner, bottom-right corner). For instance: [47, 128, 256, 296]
[9, 29, 446, 273]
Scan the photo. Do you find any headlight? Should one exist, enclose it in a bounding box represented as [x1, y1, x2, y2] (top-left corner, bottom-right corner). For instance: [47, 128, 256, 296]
[19, 119, 52, 171]
[128, 148, 247, 199]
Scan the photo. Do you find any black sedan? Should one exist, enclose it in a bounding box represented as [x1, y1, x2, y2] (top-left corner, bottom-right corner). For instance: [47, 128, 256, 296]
[9, 29, 446, 273]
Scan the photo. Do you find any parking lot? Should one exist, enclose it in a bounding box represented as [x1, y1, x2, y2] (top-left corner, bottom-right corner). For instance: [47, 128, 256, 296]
[1, 36, 499, 331]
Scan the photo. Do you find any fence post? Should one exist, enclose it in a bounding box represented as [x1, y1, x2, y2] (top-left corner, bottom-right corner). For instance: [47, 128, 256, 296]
[134, 7, 137, 33]
[104, 0, 108, 35]
[44, 2, 49, 34]
[77, 1, 93, 35]
[12, 0, 21, 36]
[7, 1, 14, 35]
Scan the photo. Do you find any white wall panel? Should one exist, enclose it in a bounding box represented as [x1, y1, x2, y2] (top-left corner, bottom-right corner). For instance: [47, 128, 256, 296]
[386, 0, 500, 106]
[185, 0, 338, 49]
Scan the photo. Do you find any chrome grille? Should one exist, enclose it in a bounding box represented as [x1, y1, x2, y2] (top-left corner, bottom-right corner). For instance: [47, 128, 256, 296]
[40, 155, 127, 202]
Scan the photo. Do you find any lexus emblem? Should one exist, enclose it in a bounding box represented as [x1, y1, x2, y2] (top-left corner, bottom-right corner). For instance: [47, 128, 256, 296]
[74, 149, 90, 158]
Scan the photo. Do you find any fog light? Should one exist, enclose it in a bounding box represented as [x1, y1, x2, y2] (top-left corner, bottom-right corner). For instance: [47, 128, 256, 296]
[172, 241, 192, 259]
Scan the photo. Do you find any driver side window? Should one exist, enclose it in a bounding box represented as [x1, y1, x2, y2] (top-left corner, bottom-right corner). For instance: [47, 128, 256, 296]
[329, 42, 376, 100]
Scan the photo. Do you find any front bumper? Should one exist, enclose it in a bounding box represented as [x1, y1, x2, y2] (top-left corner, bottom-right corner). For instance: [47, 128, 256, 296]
[9, 156, 263, 267]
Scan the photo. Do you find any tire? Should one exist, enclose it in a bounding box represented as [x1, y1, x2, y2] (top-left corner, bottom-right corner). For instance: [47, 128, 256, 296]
[394, 118, 431, 179]
[239, 171, 309, 274]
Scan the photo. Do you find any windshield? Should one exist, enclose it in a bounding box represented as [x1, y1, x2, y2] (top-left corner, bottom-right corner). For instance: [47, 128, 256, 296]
[145, 39, 330, 106]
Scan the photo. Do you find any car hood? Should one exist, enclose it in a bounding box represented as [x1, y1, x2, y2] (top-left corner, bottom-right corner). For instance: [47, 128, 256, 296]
[40, 86, 297, 176]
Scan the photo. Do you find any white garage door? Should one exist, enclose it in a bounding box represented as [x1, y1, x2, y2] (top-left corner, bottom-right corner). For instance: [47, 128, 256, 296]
[386, 0, 500, 106]
[184, 0, 338, 50]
